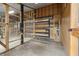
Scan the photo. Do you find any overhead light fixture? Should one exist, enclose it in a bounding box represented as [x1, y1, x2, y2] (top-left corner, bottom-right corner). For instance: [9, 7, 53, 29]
[9, 10, 15, 14]
[35, 3, 38, 4]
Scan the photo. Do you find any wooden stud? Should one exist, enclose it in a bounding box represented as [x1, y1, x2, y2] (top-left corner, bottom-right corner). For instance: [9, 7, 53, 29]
[32, 10, 35, 38]
[0, 41, 6, 48]
[38, 8, 40, 17]
[3, 3, 9, 50]
[69, 3, 78, 56]
[39, 8, 41, 17]
[42, 7, 44, 17]
[43, 7, 46, 17]
[35, 9, 37, 18]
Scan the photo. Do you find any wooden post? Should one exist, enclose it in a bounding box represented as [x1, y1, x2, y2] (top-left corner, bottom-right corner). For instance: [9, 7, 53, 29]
[33, 10, 36, 38]
[69, 3, 78, 56]
[3, 3, 9, 50]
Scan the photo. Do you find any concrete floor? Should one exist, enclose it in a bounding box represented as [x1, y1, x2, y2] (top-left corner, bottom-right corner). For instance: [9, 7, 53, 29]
[1, 39, 66, 56]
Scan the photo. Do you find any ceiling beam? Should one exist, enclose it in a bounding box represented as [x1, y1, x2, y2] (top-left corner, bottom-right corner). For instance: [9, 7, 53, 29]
[19, 3, 35, 10]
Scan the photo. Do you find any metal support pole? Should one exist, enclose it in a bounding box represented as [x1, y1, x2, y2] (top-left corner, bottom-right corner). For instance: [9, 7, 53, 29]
[20, 4, 24, 44]
[48, 18, 50, 38]
[48, 17, 52, 38]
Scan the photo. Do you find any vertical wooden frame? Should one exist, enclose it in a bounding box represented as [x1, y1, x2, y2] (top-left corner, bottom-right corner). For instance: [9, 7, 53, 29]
[38, 8, 40, 17]
[42, 7, 44, 17]
[69, 3, 78, 56]
[50, 4, 53, 16]
[39, 8, 42, 17]
[45, 6, 48, 16]
[48, 5, 50, 16]
[33, 10, 35, 38]
[3, 3, 9, 50]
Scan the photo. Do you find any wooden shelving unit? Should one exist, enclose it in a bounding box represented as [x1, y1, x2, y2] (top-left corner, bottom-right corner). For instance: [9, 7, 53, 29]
[35, 18, 51, 39]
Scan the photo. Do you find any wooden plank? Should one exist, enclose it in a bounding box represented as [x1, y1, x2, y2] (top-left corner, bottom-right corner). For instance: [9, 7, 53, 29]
[37, 9, 39, 18]
[35, 27, 48, 30]
[48, 5, 50, 16]
[42, 7, 44, 17]
[33, 10, 35, 38]
[45, 6, 48, 16]
[0, 41, 6, 48]
[35, 21, 48, 23]
[43, 7, 46, 17]
[61, 3, 78, 56]
[36, 9, 38, 18]
[35, 30, 47, 32]
[69, 4, 78, 56]
[41, 8, 43, 17]
[35, 25, 48, 28]
[40, 8, 42, 17]
[35, 22, 49, 24]
[38, 8, 40, 17]
[53, 4, 57, 15]
[49, 4, 53, 16]
[35, 32, 49, 34]
[35, 35, 49, 37]
[3, 3, 9, 50]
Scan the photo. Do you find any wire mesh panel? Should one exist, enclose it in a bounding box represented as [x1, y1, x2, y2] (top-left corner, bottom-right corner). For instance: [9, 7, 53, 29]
[0, 4, 5, 42]
[9, 20, 20, 48]
[0, 4, 23, 53]
[0, 4, 6, 53]
[9, 4, 21, 49]
[24, 19, 34, 42]
[0, 18, 5, 41]
[23, 7, 35, 42]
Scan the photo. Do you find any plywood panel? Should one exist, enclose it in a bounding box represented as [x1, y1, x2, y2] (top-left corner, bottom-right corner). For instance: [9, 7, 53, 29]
[35, 4, 59, 18]
[49, 5, 53, 16]
[39, 8, 42, 17]
[42, 7, 44, 17]
[36, 9, 38, 18]
[46, 6, 48, 16]
[43, 7, 46, 17]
